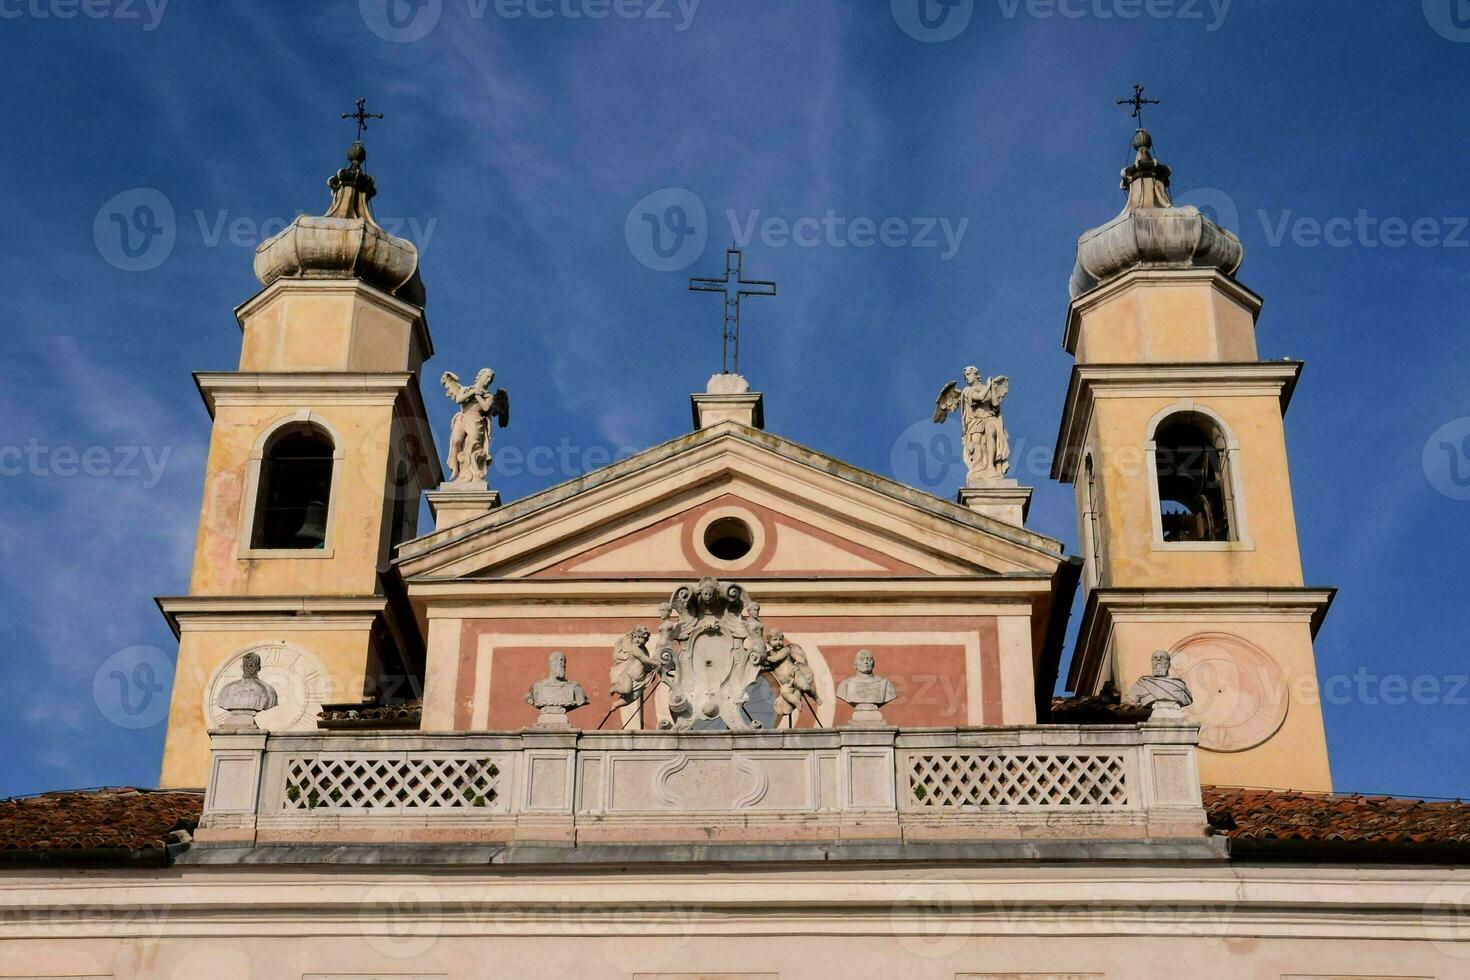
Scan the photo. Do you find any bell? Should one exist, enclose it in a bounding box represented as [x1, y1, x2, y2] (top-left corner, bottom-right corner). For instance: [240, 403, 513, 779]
[294, 500, 328, 548]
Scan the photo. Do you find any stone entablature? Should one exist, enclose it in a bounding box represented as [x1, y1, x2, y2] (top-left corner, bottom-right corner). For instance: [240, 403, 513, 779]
[195, 724, 1207, 848]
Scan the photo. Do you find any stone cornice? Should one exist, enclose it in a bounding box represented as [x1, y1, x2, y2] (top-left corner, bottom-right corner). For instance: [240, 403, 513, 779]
[194, 372, 416, 415]
[155, 595, 391, 638]
[1068, 586, 1336, 692]
[1062, 266, 1264, 356]
[1051, 361, 1303, 483]
[191, 372, 442, 486]
[397, 423, 1070, 582]
[12, 859, 1470, 948]
[232, 277, 433, 361]
[408, 575, 1059, 616]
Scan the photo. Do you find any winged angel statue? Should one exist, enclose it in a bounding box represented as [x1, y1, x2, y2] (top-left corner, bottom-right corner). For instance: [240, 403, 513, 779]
[441, 368, 510, 484]
[934, 366, 1011, 484]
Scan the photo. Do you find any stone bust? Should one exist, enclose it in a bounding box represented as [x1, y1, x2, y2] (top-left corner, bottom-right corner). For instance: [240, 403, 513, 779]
[526, 652, 588, 728]
[1122, 650, 1194, 721]
[836, 650, 897, 725]
[215, 651, 279, 731]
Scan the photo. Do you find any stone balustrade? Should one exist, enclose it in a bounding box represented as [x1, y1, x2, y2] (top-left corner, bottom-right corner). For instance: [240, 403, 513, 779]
[195, 724, 1208, 849]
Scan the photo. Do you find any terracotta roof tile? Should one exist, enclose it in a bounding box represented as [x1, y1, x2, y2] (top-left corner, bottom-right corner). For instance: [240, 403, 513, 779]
[317, 698, 422, 729]
[6, 784, 1468, 862]
[1048, 694, 1151, 725]
[1205, 786, 1470, 850]
[0, 787, 203, 855]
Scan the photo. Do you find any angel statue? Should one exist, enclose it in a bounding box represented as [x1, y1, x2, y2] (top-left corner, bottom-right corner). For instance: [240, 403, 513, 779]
[441, 368, 510, 484]
[934, 366, 1011, 484]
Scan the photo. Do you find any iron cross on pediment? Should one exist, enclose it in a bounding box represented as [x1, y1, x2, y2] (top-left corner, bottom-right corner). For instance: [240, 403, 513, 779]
[689, 247, 777, 376]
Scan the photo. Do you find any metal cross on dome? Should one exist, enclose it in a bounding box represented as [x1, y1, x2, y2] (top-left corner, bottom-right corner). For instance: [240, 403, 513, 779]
[342, 97, 384, 141]
[1117, 83, 1161, 128]
[688, 246, 777, 376]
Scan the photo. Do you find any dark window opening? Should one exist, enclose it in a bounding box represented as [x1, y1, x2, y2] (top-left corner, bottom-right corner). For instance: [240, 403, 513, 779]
[388, 461, 412, 553]
[703, 516, 754, 561]
[252, 427, 334, 550]
[1154, 416, 1234, 543]
[1084, 454, 1103, 585]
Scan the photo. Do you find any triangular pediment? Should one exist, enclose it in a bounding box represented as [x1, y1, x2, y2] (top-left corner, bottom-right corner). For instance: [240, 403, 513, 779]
[397, 424, 1066, 582]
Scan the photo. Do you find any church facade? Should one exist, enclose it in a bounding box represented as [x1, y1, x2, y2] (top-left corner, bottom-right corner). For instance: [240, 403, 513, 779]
[1, 124, 1467, 978]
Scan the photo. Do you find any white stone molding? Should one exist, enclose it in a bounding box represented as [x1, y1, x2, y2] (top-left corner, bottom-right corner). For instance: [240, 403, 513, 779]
[195, 725, 1208, 847]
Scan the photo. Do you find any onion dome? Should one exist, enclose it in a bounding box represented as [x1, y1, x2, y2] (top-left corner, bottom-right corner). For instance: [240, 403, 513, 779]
[1069, 129, 1243, 299]
[254, 141, 425, 306]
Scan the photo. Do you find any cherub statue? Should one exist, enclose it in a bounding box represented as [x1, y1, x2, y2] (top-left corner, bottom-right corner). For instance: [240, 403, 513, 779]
[766, 629, 819, 726]
[609, 626, 659, 707]
[934, 366, 1011, 484]
[441, 367, 510, 484]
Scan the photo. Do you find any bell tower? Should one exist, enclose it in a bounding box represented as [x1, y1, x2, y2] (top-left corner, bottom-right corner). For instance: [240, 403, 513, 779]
[157, 138, 441, 788]
[1053, 125, 1333, 791]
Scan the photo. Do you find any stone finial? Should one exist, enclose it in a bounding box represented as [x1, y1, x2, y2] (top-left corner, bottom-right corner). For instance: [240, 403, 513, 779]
[1069, 128, 1244, 299]
[253, 142, 425, 305]
[526, 652, 589, 729]
[1122, 650, 1194, 722]
[692, 374, 764, 430]
[836, 649, 897, 727]
[215, 651, 279, 732]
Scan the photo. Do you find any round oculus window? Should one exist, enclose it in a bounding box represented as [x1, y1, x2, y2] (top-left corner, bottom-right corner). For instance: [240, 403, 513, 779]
[703, 516, 755, 561]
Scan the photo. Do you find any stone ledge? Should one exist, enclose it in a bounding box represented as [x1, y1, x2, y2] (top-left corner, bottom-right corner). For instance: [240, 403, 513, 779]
[178, 836, 1229, 866]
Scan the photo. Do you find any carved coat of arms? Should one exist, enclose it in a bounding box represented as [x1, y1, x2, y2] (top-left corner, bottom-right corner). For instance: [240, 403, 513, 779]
[655, 577, 787, 731]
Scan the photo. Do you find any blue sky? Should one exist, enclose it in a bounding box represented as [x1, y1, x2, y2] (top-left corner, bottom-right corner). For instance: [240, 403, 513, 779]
[1, 0, 1467, 799]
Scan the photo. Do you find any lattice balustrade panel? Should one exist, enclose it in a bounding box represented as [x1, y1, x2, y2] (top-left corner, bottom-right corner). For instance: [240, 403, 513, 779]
[282, 755, 505, 811]
[907, 753, 1129, 808]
